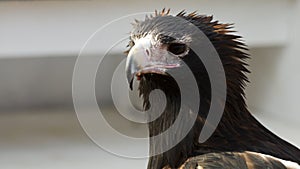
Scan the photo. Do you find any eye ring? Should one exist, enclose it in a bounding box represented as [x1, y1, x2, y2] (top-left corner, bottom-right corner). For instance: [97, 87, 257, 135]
[167, 43, 188, 56]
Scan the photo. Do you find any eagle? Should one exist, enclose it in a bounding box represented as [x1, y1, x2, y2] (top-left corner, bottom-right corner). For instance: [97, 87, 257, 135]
[124, 9, 300, 169]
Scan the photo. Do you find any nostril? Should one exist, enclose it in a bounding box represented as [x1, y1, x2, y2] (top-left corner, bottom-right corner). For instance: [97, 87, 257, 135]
[146, 49, 150, 56]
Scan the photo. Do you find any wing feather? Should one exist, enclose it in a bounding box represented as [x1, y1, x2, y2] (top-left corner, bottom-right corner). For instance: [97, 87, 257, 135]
[162, 151, 299, 169]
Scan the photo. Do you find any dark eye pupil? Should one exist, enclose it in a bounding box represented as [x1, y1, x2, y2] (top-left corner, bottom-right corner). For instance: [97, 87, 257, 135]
[167, 43, 187, 55]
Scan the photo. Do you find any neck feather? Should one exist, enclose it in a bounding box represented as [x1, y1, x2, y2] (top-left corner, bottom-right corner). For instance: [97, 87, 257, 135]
[140, 74, 300, 169]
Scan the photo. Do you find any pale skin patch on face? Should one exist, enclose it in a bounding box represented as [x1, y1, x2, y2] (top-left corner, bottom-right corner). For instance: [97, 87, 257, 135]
[131, 30, 192, 58]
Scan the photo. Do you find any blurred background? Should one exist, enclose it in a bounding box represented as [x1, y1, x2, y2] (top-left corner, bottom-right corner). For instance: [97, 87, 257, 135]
[0, 0, 299, 169]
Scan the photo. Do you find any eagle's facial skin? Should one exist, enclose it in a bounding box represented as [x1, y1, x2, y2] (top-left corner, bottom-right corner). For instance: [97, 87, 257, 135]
[126, 33, 190, 89]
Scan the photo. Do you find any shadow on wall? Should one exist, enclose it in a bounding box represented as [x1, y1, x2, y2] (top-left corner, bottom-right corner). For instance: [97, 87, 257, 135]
[0, 54, 125, 111]
[0, 47, 285, 114]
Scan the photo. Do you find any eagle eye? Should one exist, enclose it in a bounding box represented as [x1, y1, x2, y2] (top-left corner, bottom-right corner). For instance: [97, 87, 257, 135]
[167, 43, 188, 56]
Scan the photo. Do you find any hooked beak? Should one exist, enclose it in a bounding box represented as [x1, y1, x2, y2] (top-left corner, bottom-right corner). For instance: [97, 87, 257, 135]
[125, 36, 181, 90]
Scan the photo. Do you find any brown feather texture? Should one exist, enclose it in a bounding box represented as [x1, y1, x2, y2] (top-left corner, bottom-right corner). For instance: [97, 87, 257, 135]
[127, 9, 300, 169]
[163, 151, 297, 169]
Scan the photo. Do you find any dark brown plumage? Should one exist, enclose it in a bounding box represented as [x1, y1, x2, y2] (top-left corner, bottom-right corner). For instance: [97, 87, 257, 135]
[125, 9, 300, 169]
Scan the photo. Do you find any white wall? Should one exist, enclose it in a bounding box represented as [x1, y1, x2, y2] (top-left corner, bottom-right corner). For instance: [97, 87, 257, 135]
[0, 0, 290, 57]
[0, 0, 299, 125]
[246, 0, 300, 124]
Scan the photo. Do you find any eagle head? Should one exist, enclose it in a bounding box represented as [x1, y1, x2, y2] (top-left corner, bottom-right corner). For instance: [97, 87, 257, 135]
[125, 9, 249, 109]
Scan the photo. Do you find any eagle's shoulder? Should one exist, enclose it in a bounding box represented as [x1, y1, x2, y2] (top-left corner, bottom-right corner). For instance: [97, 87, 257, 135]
[163, 151, 300, 169]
